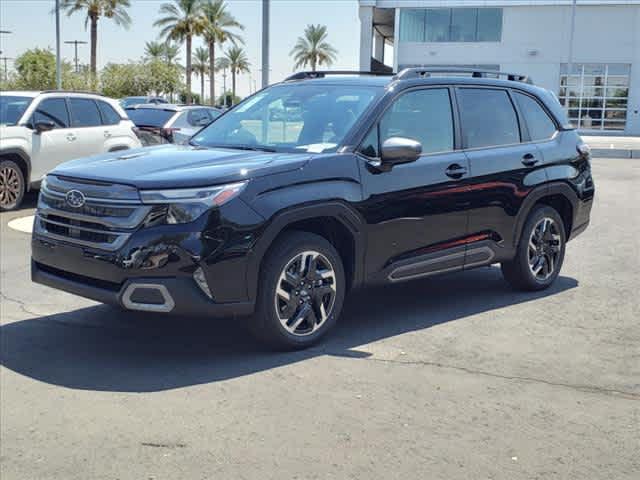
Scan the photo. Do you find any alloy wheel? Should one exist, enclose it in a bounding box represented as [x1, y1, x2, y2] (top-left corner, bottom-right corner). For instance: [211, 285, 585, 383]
[0, 165, 22, 210]
[527, 217, 562, 281]
[274, 250, 337, 336]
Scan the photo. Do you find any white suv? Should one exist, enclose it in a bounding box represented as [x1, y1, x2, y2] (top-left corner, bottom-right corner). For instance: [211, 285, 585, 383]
[0, 91, 142, 210]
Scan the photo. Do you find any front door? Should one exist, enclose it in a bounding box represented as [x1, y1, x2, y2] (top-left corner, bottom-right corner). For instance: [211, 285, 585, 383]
[356, 87, 471, 278]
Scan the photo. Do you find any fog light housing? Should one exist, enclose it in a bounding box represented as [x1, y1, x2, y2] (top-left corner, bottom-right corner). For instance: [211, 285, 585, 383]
[193, 267, 213, 299]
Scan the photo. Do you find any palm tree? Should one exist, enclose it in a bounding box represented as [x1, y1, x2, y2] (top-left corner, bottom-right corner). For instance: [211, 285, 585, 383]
[163, 41, 182, 66]
[60, 0, 132, 76]
[224, 46, 250, 104]
[201, 0, 244, 106]
[192, 46, 209, 103]
[290, 24, 338, 72]
[154, 0, 205, 104]
[144, 41, 165, 61]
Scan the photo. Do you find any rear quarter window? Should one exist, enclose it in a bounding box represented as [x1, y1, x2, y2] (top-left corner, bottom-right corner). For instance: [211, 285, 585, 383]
[513, 91, 557, 141]
[97, 101, 122, 125]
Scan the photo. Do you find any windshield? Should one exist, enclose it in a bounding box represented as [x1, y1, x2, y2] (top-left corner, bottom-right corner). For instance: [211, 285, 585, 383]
[125, 108, 176, 127]
[121, 97, 148, 108]
[0, 96, 33, 126]
[191, 84, 381, 153]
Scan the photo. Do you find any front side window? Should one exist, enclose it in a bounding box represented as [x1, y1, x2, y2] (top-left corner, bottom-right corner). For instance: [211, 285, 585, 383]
[380, 89, 454, 155]
[31, 98, 69, 128]
[513, 92, 557, 141]
[69, 98, 101, 127]
[399, 8, 503, 43]
[458, 88, 520, 148]
[0, 96, 33, 126]
[191, 84, 381, 153]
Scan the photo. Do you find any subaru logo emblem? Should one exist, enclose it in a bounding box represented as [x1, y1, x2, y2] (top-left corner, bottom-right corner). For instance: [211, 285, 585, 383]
[65, 190, 86, 208]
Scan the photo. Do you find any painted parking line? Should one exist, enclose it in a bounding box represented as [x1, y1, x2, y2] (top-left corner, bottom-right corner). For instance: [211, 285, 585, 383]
[7, 216, 34, 234]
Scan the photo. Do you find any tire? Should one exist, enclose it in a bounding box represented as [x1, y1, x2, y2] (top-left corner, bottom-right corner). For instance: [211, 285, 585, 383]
[0, 160, 26, 212]
[501, 205, 567, 291]
[249, 231, 346, 350]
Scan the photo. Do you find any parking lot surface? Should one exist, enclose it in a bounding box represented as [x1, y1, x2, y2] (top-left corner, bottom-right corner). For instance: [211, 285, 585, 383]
[1, 157, 638, 480]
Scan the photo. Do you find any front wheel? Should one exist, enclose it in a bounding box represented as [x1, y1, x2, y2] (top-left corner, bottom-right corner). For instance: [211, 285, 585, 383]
[501, 205, 567, 291]
[250, 231, 346, 350]
[0, 160, 25, 211]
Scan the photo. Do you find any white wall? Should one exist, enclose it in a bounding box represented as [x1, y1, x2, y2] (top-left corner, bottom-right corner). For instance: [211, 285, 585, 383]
[392, 4, 640, 133]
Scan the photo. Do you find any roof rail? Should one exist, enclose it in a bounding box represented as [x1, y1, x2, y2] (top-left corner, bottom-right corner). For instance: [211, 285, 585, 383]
[394, 67, 533, 84]
[285, 70, 395, 81]
[39, 89, 105, 96]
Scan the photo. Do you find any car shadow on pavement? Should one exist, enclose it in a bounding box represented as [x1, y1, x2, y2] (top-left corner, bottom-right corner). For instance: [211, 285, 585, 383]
[0, 266, 578, 392]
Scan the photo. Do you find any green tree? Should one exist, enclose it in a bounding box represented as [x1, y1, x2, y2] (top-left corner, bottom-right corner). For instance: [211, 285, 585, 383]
[147, 59, 184, 98]
[60, 0, 132, 76]
[217, 90, 240, 107]
[100, 62, 152, 97]
[192, 46, 209, 103]
[144, 41, 166, 61]
[154, 0, 205, 105]
[10, 48, 93, 91]
[290, 24, 337, 72]
[223, 45, 250, 104]
[201, 0, 244, 106]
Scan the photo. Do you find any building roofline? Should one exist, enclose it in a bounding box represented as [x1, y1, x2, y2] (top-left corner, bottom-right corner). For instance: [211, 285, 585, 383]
[359, 1, 640, 7]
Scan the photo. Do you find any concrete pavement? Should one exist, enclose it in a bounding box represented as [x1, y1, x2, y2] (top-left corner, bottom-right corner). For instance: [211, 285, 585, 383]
[582, 134, 640, 158]
[1, 158, 638, 480]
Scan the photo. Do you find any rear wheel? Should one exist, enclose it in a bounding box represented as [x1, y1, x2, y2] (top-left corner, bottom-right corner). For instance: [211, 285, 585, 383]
[0, 160, 25, 211]
[250, 231, 346, 350]
[501, 205, 566, 291]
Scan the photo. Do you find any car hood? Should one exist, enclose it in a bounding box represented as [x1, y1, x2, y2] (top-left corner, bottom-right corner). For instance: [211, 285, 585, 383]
[51, 144, 311, 189]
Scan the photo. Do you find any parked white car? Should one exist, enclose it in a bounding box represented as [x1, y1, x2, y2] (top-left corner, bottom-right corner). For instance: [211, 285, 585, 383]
[0, 91, 142, 210]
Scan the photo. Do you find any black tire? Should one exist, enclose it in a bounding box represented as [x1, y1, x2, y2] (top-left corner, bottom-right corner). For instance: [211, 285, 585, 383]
[0, 160, 26, 212]
[249, 231, 346, 350]
[501, 205, 567, 291]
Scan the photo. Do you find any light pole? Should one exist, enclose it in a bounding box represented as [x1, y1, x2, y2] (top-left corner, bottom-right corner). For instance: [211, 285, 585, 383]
[0, 30, 12, 56]
[261, 0, 269, 88]
[65, 40, 88, 73]
[567, 0, 577, 78]
[55, 0, 62, 89]
[0, 56, 13, 82]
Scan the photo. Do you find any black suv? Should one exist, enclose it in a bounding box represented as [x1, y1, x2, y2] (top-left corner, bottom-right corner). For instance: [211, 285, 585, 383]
[32, 68, 594, 349]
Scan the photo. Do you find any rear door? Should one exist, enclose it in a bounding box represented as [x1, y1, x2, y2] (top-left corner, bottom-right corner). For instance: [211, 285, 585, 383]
[67, 97, 106, 157]
[29, 97, 76, 179]
[357, 87, 472, 278]
[457, 87, 547, 257]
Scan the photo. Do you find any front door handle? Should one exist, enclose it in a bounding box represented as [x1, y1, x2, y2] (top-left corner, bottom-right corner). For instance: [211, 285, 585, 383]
[445, 164, 468, 179]
[522, 153, 539, 167]
[66, 133, 76, 142]
[104, 131, 112, 138]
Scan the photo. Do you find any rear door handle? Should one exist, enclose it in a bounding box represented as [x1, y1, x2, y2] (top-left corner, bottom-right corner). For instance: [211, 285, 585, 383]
[445, 164, 468, 179]
[104, 131, 112, 138]
[522, 153, 539, 166]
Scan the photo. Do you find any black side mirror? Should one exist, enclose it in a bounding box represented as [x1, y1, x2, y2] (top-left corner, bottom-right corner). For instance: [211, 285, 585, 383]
[34, 120, 56, 133]
[380, 137, 422, 168]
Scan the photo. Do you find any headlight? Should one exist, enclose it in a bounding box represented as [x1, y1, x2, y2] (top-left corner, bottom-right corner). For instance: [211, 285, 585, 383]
[140, 181, 247, 224]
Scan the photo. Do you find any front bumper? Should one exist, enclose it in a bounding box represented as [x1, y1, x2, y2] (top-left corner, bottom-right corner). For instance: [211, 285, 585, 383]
[32, 260, 254, 317]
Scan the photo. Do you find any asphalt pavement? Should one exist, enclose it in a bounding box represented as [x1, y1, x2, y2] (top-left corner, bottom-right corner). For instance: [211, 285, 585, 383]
[1, 157, 638, 480]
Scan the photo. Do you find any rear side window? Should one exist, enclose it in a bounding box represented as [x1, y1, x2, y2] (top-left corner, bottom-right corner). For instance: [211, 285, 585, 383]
[97, 101, 122, 125]
[68, 98, 102, 127]
[458, 88, 520, 148]
[379, 88, 454, 155]
[513, 92, 557, 141]
[188, 109, 213, 127]
[31, 98, 69, 128]
[126, 108, 176, 128]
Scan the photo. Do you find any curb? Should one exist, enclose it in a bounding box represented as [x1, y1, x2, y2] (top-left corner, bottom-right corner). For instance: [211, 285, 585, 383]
[590, 148, 640, 159]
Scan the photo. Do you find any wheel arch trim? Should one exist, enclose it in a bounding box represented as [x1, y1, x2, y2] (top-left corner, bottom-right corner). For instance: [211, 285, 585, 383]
[0, 147, 32, 189]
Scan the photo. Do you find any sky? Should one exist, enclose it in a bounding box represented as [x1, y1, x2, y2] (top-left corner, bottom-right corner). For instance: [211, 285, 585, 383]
[0, 0, 361, 98]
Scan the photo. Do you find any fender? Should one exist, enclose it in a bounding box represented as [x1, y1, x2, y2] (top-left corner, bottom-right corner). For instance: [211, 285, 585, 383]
[0, 147, 32, 189]
[245, 201, 366, 303]
[512, 181, 579, 248]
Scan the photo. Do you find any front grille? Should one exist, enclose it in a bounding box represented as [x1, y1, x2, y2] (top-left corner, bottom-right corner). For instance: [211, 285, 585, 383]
[35, 176, 152, 251]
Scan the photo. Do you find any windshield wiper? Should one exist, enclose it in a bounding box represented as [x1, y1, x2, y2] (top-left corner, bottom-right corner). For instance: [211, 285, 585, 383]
[196, 143, 277, 153]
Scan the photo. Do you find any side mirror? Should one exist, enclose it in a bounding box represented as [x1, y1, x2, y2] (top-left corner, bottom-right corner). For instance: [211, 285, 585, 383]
[380, 137, 422, 167]
[34, 120, 56, 134]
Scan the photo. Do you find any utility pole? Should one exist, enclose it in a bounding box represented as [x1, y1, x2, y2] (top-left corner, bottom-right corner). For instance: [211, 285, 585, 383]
[65, 40, 88, 73]
[0, 30, 12, 56]
[0, 57, 13, 82]
[222, 68, 228, 105]
[261, 0, 270, 88]
[55, 0, 62, 89]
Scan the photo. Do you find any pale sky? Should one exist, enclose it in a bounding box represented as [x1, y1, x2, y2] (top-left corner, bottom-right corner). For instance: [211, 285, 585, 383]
[0, 0, 361, 97]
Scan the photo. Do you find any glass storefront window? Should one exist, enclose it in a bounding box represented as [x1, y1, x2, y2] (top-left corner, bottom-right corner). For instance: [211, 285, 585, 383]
[399, 8, 502, 43]
[559, 64, 630, 131]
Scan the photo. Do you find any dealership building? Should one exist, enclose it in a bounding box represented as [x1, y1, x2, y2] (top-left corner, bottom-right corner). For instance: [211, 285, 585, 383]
[358, 0, 640, 135]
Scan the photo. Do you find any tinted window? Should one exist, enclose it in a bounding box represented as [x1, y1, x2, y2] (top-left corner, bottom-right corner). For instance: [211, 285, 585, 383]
[32, 98, 69, 128]
[171, 111, 190, 129]
[359, 126, 379, 158]
[188, 109, 212, 127]
[0, 96, 33, 126]
[97, 101, 122, 125]
[400, 8, 503, 43]
[125, 108, 176, 128]
[68, 98, 102, 127]
[513, 92, 557, 141]
[458, 88, 520, 148]
[379, 88, 454, 155]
